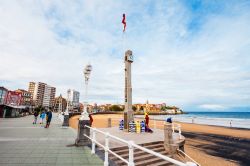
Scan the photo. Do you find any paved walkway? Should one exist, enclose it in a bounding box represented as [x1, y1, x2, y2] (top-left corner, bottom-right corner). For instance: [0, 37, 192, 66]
[0, 114, 103, 166]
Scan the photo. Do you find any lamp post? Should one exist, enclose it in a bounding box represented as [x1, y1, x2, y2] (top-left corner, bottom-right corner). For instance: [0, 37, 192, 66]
[75, 64, 92, 146]
[80, 64, 92, 120]
[65, 90, 70, 115]
[62, 91, 70, 127]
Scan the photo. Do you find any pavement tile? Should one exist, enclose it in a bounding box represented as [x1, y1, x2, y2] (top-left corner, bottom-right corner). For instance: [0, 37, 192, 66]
[0, 114, 104, 166]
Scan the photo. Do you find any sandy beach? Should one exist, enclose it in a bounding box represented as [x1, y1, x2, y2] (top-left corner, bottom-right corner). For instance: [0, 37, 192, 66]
[69, 114, 250, 166]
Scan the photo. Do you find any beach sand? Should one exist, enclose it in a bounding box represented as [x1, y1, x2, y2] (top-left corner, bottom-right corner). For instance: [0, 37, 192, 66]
[69, 114, 250, 166]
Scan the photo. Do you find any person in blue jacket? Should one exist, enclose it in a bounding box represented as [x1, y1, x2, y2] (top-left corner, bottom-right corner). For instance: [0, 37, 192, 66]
[45, 109, 52, 128]
[40, 111, 46, 124]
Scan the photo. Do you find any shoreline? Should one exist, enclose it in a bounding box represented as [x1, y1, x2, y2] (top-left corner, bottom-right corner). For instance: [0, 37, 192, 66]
[69, 114, 250, 166]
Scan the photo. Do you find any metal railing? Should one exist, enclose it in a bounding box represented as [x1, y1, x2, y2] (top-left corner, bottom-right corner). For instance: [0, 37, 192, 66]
[84, 125, 197, 166]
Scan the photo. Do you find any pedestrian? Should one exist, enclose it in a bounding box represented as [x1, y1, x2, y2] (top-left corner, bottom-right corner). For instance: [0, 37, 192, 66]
[144, 112, 153, 133]
[33, 110, 39, 124]
[89, 114, 93, 126]
[45, 109, 52, 128]
[40, 111, 46, 124]
[166, 117, 172, 123]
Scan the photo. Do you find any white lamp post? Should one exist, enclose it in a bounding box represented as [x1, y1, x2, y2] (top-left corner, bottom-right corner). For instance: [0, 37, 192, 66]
[80, 64, 92, 120]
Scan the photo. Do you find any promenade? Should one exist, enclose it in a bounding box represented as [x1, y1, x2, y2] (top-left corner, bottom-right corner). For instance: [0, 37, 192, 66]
[0, 114, 103, 166]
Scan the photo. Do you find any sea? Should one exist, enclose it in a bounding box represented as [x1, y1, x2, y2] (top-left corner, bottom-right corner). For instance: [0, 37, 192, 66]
[136, 112, 250, 129]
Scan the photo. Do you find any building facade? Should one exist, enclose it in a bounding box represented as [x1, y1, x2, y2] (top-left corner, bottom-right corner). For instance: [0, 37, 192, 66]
[28, 82, 56, 108]
[14, 89, 32, 106]
[67, 89, 80, 110]
[0, 87, 8, 105]
[54, 95, 67, 113]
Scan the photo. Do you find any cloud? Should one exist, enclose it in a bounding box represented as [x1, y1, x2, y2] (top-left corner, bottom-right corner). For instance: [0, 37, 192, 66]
[0, 0, 250, 110]
[199, 104, 226, 110]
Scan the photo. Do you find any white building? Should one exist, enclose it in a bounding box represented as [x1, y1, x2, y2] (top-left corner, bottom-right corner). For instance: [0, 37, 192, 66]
[67, 89, 80, 110]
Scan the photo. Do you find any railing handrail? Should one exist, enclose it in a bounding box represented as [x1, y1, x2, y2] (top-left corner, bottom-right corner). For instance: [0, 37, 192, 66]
[85, 125, 129, 144]
[84, 125, 197, 166]
[177, 149, 200, 166]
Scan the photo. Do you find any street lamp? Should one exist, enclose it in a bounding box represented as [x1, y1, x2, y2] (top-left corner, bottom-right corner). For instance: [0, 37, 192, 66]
[80, 64, 92, 120]
[64, 90, 70, 115]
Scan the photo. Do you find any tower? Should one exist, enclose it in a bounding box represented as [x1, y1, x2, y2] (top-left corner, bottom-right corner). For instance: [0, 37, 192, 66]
[124, 50, 134, 130]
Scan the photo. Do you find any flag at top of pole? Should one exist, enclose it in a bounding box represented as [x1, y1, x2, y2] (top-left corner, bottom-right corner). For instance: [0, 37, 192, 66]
[122, 13, 126, 32]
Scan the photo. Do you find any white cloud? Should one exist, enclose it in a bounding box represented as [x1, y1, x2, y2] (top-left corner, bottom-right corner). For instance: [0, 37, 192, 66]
[0, 1, 250, 110]
[199, 104, 226, 110]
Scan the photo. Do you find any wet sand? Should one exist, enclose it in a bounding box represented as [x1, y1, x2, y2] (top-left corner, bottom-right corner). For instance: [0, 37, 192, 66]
[69, 114, 250, 166]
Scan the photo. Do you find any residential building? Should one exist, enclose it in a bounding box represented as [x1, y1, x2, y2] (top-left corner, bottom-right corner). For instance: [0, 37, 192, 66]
[28, 82, 35, 100]
[54, 95, 67, 113]
[67, 89, 80, 110]
[28, 82, 56, 108]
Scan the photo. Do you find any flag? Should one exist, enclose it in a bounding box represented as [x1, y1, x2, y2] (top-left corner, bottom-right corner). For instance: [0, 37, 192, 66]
[122, 13, 126, 32]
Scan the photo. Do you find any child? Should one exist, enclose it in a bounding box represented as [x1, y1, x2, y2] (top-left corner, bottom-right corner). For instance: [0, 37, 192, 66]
[33, 110, 39, 124]
[40, 111, 46, 124]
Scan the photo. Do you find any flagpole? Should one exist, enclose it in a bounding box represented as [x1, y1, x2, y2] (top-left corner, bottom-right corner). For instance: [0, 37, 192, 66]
[123, 31, 125, 53]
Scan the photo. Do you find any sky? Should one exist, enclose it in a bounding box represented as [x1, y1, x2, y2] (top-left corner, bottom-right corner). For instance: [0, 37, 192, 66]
[0, 0, 250, 111]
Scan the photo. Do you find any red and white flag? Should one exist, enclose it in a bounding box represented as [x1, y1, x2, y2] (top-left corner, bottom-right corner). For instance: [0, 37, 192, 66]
[122, 13, 126, 32]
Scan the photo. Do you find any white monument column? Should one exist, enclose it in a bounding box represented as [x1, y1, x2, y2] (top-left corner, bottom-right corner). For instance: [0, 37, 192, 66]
[124, 50, 134, 130]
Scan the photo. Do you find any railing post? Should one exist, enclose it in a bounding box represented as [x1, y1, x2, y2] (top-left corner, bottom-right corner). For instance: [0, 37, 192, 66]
[104, 133, 109, 166]
[91, 128, 96, 154]
[172, 124, 175, 133]
[154, 119, 156, 129]
[128, 141, 135, 166]
[178, 125, 182, 139]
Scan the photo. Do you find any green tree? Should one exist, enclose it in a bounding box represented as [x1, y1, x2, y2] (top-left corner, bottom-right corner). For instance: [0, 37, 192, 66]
[110, 105, 123, 112]
[160, 106, 166, 111]
[140, 106, 144, 111]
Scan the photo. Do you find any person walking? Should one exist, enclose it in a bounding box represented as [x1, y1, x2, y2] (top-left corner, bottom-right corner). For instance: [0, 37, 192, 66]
[45, 109, 52, 128]
[33, 110, 39, 124]
[40, 111, 46, 124]
[144, 112, 153, 133]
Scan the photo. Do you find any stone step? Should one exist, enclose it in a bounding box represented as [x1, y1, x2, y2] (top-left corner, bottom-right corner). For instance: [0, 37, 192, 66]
[110, 143, 164, 156]
[147, 160, 174, 166]
[110, 141, 163, 151]
[114, 149, 170, 165]
[110, 145, 165, 161]
[136, 157, 171, 166]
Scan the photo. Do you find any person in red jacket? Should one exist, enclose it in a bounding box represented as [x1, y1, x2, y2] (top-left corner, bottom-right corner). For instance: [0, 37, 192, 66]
[89, 114, 93, 126]
[145, 112, 153, 133]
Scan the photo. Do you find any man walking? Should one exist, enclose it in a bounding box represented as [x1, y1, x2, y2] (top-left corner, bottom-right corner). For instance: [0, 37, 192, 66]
[45, 109, 52, 128]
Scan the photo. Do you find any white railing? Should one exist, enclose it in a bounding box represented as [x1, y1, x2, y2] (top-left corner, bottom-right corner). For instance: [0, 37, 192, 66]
[172, 123, 182, 139]
[177, 149, 201, 166]
[84, 125, 197, 166]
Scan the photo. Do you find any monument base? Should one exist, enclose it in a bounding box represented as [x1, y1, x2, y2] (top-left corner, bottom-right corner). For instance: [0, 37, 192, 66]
[75, 119, 91, 146]
[62, 115, 69, 127]
[164, 123, 185, 155]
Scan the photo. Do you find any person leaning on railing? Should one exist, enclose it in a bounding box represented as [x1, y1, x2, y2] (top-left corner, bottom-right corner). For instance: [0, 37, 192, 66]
[144, 112, 153, 133]
[89, 113, 93, 126]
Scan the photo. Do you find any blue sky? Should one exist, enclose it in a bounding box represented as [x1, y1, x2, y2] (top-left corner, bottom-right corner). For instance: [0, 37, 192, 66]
[0, 0, 250, 111]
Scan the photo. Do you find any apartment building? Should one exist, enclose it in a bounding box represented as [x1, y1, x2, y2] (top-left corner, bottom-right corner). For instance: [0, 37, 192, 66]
[28, 82, 56, 108]
[67, 89, 80, 110]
